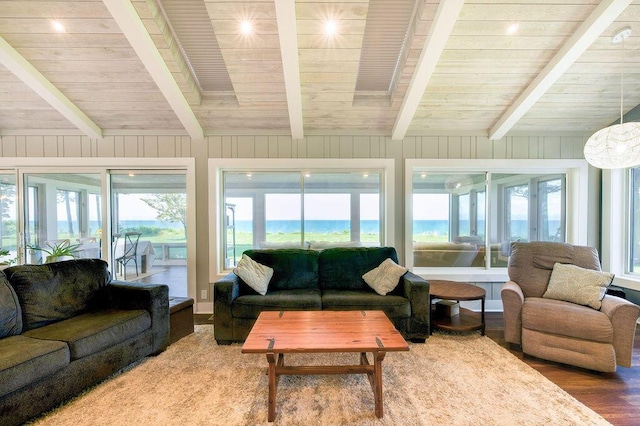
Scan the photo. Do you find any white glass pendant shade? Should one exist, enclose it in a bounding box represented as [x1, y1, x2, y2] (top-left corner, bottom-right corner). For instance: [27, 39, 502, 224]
[583, 122, 640, 169]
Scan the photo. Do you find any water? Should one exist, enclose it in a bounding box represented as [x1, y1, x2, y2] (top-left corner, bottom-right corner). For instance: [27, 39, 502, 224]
[233, 219, 561, 239]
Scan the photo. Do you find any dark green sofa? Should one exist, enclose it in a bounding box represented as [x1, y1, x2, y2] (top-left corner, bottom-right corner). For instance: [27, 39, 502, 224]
[0, 259, 169, 426]
[214, 247, 430, 344]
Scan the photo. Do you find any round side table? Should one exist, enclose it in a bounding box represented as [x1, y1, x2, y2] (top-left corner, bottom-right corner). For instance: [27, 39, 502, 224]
[429, 280, 486, 335]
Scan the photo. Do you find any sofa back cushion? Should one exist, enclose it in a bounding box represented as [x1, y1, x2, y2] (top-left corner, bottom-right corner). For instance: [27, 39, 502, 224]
[0, 271, 22, 337]
[5, 259, 111, 331]
[242, 249, 319, 292]
[508, 242, 601, 298]
[319, 247, 400, 292]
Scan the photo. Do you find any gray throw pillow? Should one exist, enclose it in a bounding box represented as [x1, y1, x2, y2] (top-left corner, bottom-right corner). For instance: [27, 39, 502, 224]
[543, 262, 614, 310]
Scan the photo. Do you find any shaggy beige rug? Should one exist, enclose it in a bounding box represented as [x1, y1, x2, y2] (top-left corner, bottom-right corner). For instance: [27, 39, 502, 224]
[30, 325, 610, 425]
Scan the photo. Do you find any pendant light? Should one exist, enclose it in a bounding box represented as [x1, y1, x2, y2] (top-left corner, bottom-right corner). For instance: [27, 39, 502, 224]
[583, 27, 640, 169]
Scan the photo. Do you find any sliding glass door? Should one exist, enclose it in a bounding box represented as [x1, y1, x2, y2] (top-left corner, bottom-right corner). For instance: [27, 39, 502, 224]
[110, 171, 188, 296]
[23, 172, 103, 264]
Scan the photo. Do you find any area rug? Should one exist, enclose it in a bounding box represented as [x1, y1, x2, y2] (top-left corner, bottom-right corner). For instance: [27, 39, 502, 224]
[30, 325, 610, 425]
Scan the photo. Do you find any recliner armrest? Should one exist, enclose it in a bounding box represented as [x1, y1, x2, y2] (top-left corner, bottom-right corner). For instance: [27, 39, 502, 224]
[600, 295, 640, 367]
[107, 281, 170, 353]
[501, 281, 525, 345]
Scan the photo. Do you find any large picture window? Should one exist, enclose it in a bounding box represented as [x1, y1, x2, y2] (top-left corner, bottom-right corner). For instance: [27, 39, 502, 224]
[407, 160, 584, 272]
[222, 170, 384, 267]
[212, 159, 394, 272]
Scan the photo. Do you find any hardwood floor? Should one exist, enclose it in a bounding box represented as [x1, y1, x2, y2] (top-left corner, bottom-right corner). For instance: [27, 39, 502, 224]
[485, 312, 640, 426]
[196, 312, 640, 425]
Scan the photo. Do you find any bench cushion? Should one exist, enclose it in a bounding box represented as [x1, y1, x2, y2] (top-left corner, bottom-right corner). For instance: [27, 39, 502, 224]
[23, 309, 151, 360]
[0, 335, 69, 398]
[321, 290, 411, 319]
[232, 289, 322, 319]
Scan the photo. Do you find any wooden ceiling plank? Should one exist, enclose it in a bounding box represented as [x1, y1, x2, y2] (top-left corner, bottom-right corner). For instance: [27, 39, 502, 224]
[391, 0, 465, 141]
[0, 35, 103, 139]
[274, 0, 303, 140]
[102, 0, 204, 140]
[488, 0, 634, 141]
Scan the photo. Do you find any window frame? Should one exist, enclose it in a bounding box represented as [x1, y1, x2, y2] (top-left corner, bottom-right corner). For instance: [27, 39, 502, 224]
[405, 159, 589, 282]
[602, 168, 640, 291]
[209, 158, 395, 278]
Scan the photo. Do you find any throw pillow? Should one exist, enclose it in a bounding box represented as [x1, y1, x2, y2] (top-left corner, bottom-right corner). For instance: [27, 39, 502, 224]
[362, 258, 408, 296]
[233, 254, 273, 295]
[543, 262, 614, 310]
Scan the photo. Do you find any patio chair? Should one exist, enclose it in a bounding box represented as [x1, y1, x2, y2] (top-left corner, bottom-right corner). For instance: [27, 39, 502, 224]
[114, 232, 142, 279]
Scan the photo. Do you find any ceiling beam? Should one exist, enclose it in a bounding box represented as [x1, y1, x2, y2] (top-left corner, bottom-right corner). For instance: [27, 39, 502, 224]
[489, 0, 633, 141]
[274, 0, 304, 140]
[102, 0, 204, 140]
[391, 0, 465, 141]
[0, 36, 103, 140]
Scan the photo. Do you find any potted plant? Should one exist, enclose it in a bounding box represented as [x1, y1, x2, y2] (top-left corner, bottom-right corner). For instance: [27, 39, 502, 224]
[0, 248, 16, 269]
[29, 241, 81, 263]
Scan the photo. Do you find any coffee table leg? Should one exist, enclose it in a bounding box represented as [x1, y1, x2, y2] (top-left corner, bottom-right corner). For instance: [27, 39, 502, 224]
[266, 353, 277, 422]
[373, 351, 386, 418]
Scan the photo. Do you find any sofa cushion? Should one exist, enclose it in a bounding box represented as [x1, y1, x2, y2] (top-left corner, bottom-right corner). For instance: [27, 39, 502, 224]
[242, 249, 319, 291]
[319, 247, 399, 291]
[0, 272, 22, 337]
[231, 289, 322, 319]
[23, 309, 151, 360]
[543, 262, 613, 310]
[362, 258, 407, 295]
[522, 297, 613, 343]
[5, 259, 111, 331]
[233, 254, 273, 295]
[321, 290, 411, 319]
[0, 335, 69, 398]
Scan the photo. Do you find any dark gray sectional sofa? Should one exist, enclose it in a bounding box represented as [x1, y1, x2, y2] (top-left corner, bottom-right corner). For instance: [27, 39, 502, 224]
[214, 247, 430, 344]
[0, 259, 169, 426]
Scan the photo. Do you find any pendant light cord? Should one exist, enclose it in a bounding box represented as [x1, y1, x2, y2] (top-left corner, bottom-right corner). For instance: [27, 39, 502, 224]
[621, 36, 624, 125]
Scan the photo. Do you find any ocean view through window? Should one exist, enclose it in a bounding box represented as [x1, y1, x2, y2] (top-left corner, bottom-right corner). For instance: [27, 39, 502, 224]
[222, 169, 384, 267]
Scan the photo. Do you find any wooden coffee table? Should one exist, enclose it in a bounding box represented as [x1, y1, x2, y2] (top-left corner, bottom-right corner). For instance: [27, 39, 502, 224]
[241, 310, 409, 422]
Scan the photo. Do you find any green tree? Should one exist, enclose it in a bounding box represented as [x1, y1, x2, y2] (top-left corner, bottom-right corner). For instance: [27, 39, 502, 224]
[140, 194, 187, 239]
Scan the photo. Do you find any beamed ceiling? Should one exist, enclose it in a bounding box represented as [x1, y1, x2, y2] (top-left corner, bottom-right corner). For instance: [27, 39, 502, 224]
[0, 0, 639, 141]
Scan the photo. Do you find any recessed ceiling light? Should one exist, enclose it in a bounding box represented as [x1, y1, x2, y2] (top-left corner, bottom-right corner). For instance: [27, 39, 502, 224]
[51, 20, 66, 33]
[324, 20, 338, 36]
[506, 23, 519, 35]
[240, 20, 253, 35]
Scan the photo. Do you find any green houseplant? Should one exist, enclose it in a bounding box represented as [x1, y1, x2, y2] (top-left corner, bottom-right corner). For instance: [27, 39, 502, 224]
[29, 241, 81, 263]
[0, 248, 16, 269]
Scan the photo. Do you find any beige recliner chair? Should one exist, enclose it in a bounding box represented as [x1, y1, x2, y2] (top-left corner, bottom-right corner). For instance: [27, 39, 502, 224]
[502, 241, 640, 372]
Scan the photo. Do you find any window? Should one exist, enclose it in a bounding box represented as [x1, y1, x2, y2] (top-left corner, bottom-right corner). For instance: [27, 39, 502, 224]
[213, 159, 394, 272]
[629, 168, 640, 273]
[0, 173, 17, 264]
[407, 160, 587, 273]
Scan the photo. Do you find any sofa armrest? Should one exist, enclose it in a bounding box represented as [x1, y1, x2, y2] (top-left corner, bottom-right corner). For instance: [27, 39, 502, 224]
[501, 281, 525, 345]
[600, 295, 640, 367]
[107, 280, 170, 354]
[401, 271, 430, 341]
[213, 273, 241, 343]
